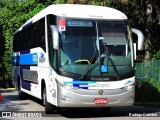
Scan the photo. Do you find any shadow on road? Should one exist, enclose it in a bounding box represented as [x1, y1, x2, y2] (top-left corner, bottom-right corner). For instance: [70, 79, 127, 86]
[56, 107, 159, 118]
[0, 89, 30, 112]
[59, 108, 125, 118]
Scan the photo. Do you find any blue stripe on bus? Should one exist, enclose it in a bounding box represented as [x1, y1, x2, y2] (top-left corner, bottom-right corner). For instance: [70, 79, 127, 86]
[64, 80, 96, 89]
[12, 56, 19, 65]
[73, 84, 88, 89]
[12, 53, 38, 65]
[64, 81, 96, 85]
[19, 53, 38, 65]
[13, 50, 34, 91]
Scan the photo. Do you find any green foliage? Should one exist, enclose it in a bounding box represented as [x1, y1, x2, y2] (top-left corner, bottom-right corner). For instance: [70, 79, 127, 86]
[53, 0, 67, 4]
[118, 0, 160, 60]
[0, 0, 53, 79]
[152, 51, 160, 60]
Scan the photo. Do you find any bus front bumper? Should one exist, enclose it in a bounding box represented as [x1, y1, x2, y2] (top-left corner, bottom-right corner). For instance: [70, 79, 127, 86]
[57, 84, 135, 108]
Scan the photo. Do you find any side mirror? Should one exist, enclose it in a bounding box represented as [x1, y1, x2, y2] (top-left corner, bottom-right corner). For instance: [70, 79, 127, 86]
[131, 28, 144, 50]
[50, 25, 59, 49]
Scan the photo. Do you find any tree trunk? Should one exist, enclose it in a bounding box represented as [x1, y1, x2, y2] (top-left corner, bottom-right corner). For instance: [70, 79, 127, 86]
[144, 0, 155, 60]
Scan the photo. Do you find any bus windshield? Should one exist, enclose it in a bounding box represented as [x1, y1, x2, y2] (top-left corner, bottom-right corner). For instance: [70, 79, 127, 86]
[59, 19, 134, 80]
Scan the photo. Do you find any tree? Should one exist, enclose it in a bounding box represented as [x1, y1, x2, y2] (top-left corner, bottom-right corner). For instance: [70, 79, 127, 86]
[0, 24, 5, 81]
[0, 0, 51, 80]
[112, 0, 160, 60]
[0, 0, 11, 81]
[144, 0, 160, 60]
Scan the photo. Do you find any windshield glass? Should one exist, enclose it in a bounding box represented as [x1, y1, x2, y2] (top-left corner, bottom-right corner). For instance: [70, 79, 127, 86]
[60, 19, 97, 65]
[98, 21, 129, 57]
[58, 19, 134, 80]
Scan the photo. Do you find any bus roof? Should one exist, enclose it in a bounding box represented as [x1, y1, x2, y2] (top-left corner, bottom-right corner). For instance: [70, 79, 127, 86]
[15, 4, 127, 33]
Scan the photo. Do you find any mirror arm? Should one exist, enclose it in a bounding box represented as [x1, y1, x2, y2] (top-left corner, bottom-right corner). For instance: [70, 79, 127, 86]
[50, 25, 59, 49]
[131, 28, 144, 51]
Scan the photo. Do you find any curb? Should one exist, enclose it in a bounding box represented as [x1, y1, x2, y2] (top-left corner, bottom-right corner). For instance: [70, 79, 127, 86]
[6, 88, 16, 90]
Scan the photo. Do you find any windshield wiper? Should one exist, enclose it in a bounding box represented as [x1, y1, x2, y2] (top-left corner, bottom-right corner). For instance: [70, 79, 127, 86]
[104, 48, 121, 80]
[79, 55, 99, 80]
[79, 45, 121, 81]
[79, 42, 98, 80]
[79, 54, 121, 80]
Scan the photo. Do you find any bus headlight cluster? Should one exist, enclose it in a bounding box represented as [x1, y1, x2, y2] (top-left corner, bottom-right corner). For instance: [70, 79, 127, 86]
[65, 84, 78, 90]
[64, 84, 79, 90]
[59, 82, 79, 90]
[122, 84, 134, 91]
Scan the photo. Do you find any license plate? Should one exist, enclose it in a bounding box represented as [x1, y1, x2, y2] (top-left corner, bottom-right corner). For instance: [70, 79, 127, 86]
[94, 98, 108, 104]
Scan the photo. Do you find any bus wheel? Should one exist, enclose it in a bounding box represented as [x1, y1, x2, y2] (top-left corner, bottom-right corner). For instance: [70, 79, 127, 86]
[18, 80, 26, 99]
[43, 87, 57, 114]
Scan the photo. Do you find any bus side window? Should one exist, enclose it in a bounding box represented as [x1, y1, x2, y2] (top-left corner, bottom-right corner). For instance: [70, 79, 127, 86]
[38, 19, 45, 51]
[40, 35, 45, 50]
[47, 15, 57, 70]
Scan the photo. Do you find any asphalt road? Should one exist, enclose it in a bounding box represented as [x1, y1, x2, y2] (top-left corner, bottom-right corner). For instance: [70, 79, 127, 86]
[0, 89, 160, 120]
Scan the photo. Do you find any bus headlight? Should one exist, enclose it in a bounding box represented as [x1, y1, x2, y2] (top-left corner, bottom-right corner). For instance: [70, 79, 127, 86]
[64, 84, 79, 90]
[122, 84, 134, 91]
[59, 82, 79, 90]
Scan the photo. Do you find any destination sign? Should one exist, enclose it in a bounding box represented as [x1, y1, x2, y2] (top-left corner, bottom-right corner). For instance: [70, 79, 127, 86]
[67, 20, 93, 27]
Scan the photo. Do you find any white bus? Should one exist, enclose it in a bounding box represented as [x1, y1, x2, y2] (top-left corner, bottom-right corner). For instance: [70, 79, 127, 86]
[12, 4, 144, 113]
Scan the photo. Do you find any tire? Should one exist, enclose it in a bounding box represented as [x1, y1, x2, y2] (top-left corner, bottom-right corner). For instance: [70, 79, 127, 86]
[18, 80, 27, 99]
[43, 87, 57, 114]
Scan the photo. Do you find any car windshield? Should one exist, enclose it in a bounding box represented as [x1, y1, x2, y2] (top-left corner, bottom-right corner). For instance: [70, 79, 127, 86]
[58, 19, 134, 80]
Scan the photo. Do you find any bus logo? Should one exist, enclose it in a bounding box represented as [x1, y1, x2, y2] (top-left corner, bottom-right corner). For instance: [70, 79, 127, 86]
[98, 90, 104, 95]
[39, 53, 45, 62]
